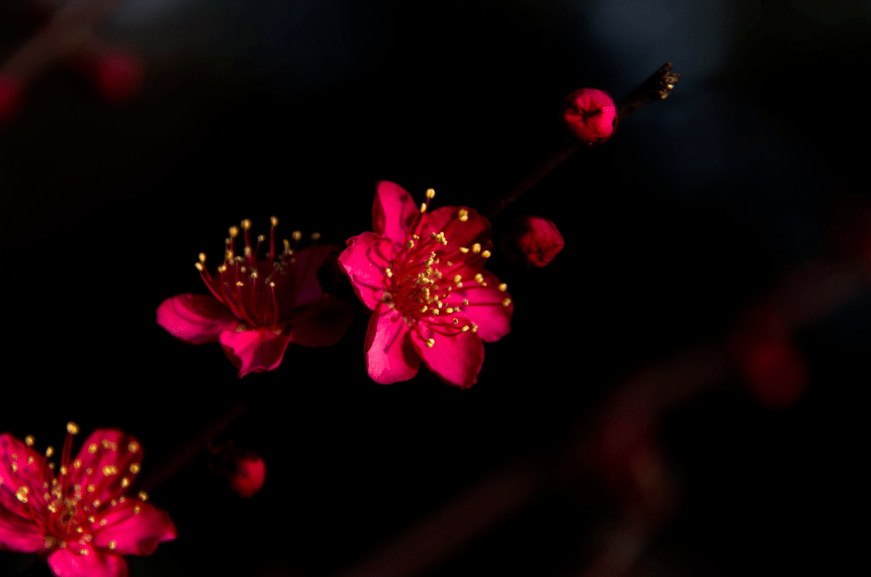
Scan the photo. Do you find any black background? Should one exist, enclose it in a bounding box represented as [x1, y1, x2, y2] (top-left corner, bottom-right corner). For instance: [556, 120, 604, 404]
[1, 1, 869, 575]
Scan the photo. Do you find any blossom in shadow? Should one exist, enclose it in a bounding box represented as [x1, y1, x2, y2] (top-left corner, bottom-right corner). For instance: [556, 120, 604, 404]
[338, 182, 513, 388]
[500, 215, 564, 268]
[207, 441, 266, 499]
[0, 423, 176, 577]
[157, 217, 354, 377]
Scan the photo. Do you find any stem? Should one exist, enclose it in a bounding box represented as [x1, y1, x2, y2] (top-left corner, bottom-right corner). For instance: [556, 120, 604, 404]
[481, 63, 680, 220]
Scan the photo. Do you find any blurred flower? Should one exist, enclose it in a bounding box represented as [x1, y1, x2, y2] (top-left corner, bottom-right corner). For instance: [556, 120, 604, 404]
[560, 88, 618, 145]
[0, 423, 176, 577]
[731, 306, 808, 407]
[157, 217, 353, 378]
[207, 441, 266, 499]
[93, 51, 145, 104]
[0, 74, 23, 125]
[500, 216, 564, 268]
[338, 182, 513, 388]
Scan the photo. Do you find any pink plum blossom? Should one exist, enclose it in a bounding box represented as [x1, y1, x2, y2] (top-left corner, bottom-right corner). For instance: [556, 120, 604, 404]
[500, 215, 565, 268]
[560, 87, 618, 145]
[338, 182, 514, 388]
[157, 217, 353, 377]
[0, 423, 176, 577]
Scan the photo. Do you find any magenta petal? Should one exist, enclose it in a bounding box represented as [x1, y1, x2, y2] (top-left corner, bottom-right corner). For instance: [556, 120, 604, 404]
[457, 270, 513, 343]
[420, 206, 492, 250]
[218, 328, 291, 378]
[287, 294, 353, 347]
[364, 303, 421, 384]
[411, 327, 484, 389]
[280, 244, 336, 309]
[372, 181, 419, 245]
[0, 434, 50, 521]
[338, 232, 394, 310]
[156, 293, 237, 344]
[0, 507, 43, 552]
[94, 501, 177, 556]
[47, 546, 128, 577]
[67, 430, 144, 505]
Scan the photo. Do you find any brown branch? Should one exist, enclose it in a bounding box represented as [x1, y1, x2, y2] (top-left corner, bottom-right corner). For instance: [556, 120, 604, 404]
[616, 62, 680, 123]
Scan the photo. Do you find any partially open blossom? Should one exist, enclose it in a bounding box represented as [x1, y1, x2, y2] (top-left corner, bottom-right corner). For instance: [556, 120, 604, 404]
[0, 74, 23, 125]
[731, 306, 808, 407]
[500, 216, 564, 268]
[207, 441, 265, 499]
[338, 182, 513, 388]
[0, 423, 176, 577]
[561, 87, 618, 145]
[157, 217, 353, 378]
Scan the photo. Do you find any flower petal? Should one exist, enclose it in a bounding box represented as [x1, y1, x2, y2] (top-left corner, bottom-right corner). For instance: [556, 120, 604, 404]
[68, 430, 145, 506]
[0, 433, 51, 523]
[364, 303, 420, 384]
[274, 244, 337, 311]
[0, 506, 44, 552]
[338, 232, 394, 310]
[47, 545, 128, 577]
[287, 294, 353, 347]
[411, 326, 484, 389]
[94, 500, 176, 556]
[372, 181, 419, 245]
[219, 328, 291, 378]
[420, 206, 492, 252]
[156, 294, 237, 344]
[455, 269, 513, 343]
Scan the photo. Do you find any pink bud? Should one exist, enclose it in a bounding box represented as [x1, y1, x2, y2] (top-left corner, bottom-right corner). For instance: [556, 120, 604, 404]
[95, 52, 144, 103]
[560, 88, 618, 145]
[208, 441, 266, 498]
[731, 306, 808, 407]
[500, 216, 565, 268]
[0, 75, 24, 125]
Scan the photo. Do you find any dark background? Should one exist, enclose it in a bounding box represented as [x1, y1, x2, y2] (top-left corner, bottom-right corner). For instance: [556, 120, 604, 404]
[2, 0, 869, 575]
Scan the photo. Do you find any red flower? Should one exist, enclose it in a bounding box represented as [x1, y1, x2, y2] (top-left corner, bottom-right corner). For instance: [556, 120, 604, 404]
[0, 423, 176, 577]
[338, 182, 514, 388]
[207, 441, 266, 499]
[157, 217, 353, 378]
[560, 88, 618, 145]
[500, 216, 565, 268]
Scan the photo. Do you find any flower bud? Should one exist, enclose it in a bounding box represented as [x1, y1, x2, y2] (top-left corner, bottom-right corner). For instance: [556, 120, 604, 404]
[730, 306, 808, 407]
[208, 441, 266, 498]
[560, 88, 618, 145]
[0, 74, 24, 125]
[499, 216, 564, 268]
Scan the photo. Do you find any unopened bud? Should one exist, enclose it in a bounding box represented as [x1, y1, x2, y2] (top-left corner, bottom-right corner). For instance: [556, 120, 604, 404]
[500, 216, 564, 268]
[207, 441, 266, 498]
[560, 88, 618, 145]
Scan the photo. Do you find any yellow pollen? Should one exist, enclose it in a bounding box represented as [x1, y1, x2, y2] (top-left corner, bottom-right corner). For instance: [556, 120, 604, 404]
[283, 239, 291, 250]
[243, 246, 252, 257]
[73, 459, 81, 469]
[128, 442, 139, 453]
[499, 283, 507, 292]
[420, 306, 427, 313]
[471, 325, 478, 333]
[93, 499, 101, 508]
[81, 549, 89, 556]
[453, 274, 462, 283]
[102, 465, 117, 476]
[433, 309, 440, 315]
[269, 281, 276, 287]
[88, 443, 97, 454]
[218, 264, 227, 273]
[240, 219, 252, 230]
[463, 298, 469, 305]
[453, 318, 459, 324]
[386, 267, 393, 278]
[407, 240, 415, 249]
[236, 281, 244, 287]
[270, 216, 279, 227]
[229, 226, 239, 238]
[292, 231, 302, 241]
[458, 208, 469, 222]
[426, 338, 435, 348]
[88, 516, 95, 523]
[59, 466, 67, 475]
[67, 422, 80, 435]
[426, 188, 436, 198]
[108, 540, 116, 550]
[134, 506, 141, 515]
[503, 298, 512, 306]
[481, 250, 491, 258]
[25, 435, 34, 446]
[446, 308, 454, 314]
[257, 234, 265, 243]
[45, 446, 54, 458]
[121, 478, 130, 488]
[459, 247, 469, 253]
[420, 202, 427, 213]
[198, 253, 206, 263]
[138, 491, 148, 502]
[100, 518, 108, 526]
[462, 326, 470, 332]
[28, 456, 33, 464]
[471, 243, 481, 253]
[87, 484, 95, 493]
[15, 487, 28, 503]
[195, 262, 204, 271]
[311, 232, 321, 241]
[224, 249, 234, 261]
[474, 273, 484, 283]
[130, 463, 140, 474]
